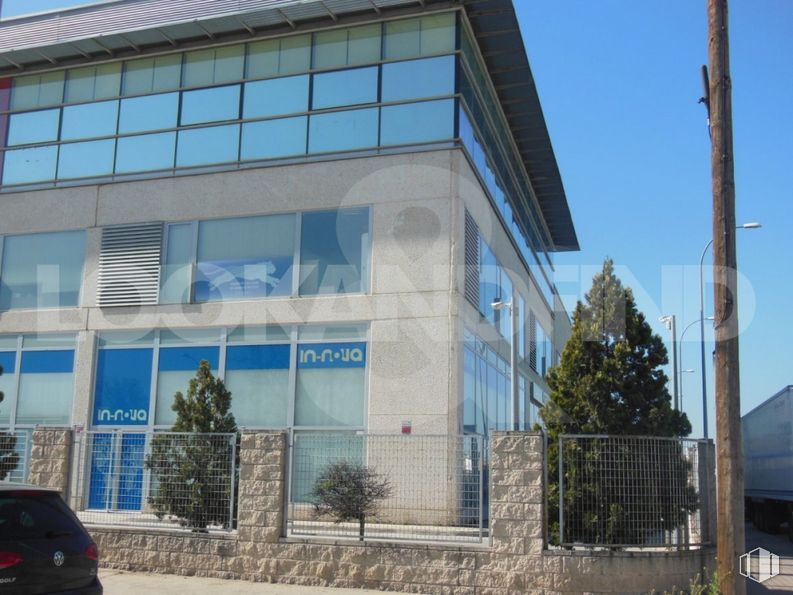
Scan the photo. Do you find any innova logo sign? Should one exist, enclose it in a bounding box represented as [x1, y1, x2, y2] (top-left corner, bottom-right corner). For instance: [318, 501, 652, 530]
[740, 548, 780, 583]
[297, 342, 366, 368]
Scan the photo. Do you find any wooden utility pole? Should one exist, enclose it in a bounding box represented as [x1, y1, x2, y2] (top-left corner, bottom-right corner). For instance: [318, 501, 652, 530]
[706, 0, 745, 593]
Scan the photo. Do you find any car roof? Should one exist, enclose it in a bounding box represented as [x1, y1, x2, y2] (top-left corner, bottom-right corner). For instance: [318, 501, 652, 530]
[0, 482, 58, 493]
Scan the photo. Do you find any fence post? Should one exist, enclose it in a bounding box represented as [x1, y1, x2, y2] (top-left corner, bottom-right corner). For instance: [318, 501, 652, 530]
[558, 435, 564, 546]
[228, 433, 237, 530]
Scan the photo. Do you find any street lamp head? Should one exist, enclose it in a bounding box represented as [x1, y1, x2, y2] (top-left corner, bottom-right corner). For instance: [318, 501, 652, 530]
[739, 222, 762, 229]
[491, 299, 512, 312]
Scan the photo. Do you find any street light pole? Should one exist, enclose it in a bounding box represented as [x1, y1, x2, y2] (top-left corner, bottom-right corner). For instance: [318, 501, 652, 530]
[698, 223, 760, 439]
[660, 315, 679, 410]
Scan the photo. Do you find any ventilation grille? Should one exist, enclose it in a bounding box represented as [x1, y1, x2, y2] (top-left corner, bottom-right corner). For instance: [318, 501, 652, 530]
[98, 223, 163, 307]
[529, 310, 538, 372]
[464, 210, 480, 308]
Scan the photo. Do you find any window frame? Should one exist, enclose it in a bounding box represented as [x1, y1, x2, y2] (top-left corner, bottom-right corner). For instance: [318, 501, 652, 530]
[0, 333, 77, 430]
[159, 207, 371, 305]
[92, 324, 370, 434]
[0, 229, 86, 311]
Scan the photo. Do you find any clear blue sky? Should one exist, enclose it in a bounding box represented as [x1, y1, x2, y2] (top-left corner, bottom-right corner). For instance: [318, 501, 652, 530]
[515, 0, 793, 438]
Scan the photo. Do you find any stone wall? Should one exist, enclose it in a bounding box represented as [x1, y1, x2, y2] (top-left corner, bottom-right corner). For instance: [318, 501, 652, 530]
[29, 429, 715, 594]
[28, 427, 72, 495]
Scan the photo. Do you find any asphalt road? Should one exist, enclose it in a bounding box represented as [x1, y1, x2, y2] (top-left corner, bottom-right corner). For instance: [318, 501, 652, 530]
[98, 570, 386, 595]
[745, 522, 793, 594]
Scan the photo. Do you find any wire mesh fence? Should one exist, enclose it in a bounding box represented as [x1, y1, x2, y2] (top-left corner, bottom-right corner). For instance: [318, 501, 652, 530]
[551, 434, 709, 549]
[286, 433, 487, 544]
[71, 431, 237, 532]
[0, 429, 31, 483]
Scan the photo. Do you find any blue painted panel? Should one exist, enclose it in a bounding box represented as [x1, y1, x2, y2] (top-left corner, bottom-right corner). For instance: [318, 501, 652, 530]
[0, 352, 16, 374]
[87, 432, 145, 511]
[297, 342, 366, 369]
[226, 344, 290, 370]
[158, 346, 219, 371]
[20, 350, 73, 373]
[93, 349, 152, 426]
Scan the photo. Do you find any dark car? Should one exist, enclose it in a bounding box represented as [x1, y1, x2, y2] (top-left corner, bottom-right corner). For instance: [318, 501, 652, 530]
[0, 484, 102, 594]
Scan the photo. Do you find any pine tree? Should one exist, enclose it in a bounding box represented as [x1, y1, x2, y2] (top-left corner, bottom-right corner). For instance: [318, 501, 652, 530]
[0, 365, 20, 481]
[541, 259, 697, 545]
[145, 360, 238, 531]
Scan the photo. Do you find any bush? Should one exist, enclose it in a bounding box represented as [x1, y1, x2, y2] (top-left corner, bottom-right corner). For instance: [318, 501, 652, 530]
[312, 461, 391, 540]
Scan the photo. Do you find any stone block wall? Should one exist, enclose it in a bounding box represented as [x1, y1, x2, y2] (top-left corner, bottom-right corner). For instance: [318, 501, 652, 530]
[28, 429, 716, 594]
[28, 427, 72, 495]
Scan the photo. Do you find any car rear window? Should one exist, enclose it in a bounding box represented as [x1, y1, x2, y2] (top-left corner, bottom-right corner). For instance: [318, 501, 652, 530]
[0, 492, 83, 539]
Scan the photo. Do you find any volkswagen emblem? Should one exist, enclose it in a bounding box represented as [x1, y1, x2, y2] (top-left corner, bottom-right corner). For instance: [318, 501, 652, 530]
[53, 551, 65, 567]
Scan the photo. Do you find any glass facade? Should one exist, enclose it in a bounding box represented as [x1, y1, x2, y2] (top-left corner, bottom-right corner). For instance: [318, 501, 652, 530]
[0, 230, 85, 310]
[0, 334, 76, 427]
[0, 14, 457, 186]
[462, 328, 511, 436]
[160, 206, 369, 304]
[93, 325, 368, 431]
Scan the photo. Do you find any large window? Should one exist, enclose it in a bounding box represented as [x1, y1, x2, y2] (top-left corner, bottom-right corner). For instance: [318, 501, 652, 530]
[462, 328, 510, 436]
[194, 214, 295, 302]
[299, 208, 370, 295]
[161, 207, 369, 304]
[0, 334, 76, 428]
[93, 325, 368, 431]
[1, 13, 459, 187]
[0, 230, 85, 310]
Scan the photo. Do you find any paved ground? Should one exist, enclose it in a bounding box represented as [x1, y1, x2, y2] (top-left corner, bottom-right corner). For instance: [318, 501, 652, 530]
[745, 522, 793, 594]
[98, 570, 386, 594]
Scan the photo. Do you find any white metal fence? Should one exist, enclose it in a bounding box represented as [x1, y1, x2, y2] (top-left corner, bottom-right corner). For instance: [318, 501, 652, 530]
[0, 429, 31, 483]
[552, 434, 709, 549]
[71, 431, 237, 532]
[286, 433, 487, 544]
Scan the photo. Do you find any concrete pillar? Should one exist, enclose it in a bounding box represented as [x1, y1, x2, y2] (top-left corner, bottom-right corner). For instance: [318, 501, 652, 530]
[28, 427, 73, 496]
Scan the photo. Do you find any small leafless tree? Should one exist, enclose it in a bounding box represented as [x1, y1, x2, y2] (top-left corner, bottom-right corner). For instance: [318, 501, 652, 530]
[312, 461, 391, 541]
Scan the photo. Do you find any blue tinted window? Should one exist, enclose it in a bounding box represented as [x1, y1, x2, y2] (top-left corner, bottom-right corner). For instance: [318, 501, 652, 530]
[226, 345, 290, 370]
[299, 208, 370, 295]
[57, 139, 115, 179]
[0, 230, 85, 310]
[158, 346, 219, 371]
[6, 109, 60, 146]
[118, 93, 179, 134]
[115, 132, 176, 174]
[381, 55, 455, 102]
[308, 108, 378, 154]
[380, 99, 455, 146]
[312, 67, 378, 110]
[243, 75, 309, 119]
[180, 85, 240, 126]
[61, 100, 119, 141]
[20, 350, 73, 373]
[2, 146, 58, 185]
[195, 214, 295, 302]
[240, 117, 307, 161]
[176, 124, 240, 167]
[93, 348, 153, 426]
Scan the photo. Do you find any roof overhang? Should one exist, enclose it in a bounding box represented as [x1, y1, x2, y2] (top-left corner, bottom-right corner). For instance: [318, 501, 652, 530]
[0, 0, 578, 252]
[464, 0, 578, 251]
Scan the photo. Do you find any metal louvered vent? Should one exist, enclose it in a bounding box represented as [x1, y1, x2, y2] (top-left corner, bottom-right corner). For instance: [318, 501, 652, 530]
[98, 223, 163, 307]
[464, 210, 480, 309]
[529, 310, 538, 372]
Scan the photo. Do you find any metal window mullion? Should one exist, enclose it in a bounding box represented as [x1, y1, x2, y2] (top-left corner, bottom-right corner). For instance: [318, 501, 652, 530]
[189, 220, 199, 304]
[286, 326, 298, 428]
[292, 212, 301, 297]
[146, 331, 160, 432]
[8, 335, 23, 431]
[218, 327, 227, 381]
